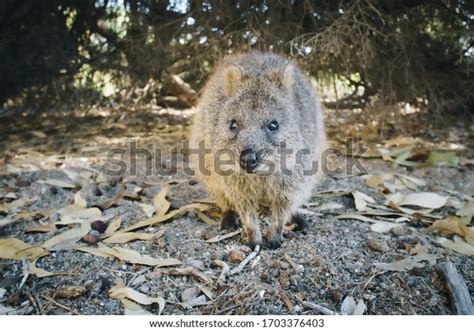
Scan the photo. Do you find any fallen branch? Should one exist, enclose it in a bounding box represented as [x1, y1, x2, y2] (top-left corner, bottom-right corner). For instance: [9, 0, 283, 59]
[435, 262, 473, 315]
[302, 301, 337, 315]
[230, 245, 260, 275]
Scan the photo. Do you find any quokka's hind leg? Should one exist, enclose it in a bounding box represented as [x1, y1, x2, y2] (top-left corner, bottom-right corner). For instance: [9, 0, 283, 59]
[221, 210, 240, 230]
[290, 212, 309, 233]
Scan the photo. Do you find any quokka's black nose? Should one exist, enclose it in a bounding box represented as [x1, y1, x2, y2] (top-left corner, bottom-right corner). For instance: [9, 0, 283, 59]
[239, 147, 259, 172]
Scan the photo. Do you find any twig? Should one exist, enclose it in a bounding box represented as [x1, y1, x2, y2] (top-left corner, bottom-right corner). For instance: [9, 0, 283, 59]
[362, 270, 386, 290]
[230, 245, 260, 275]
[41, 294, 80, 315]
[205, 229, 242, 243]
[284, 253, 303, 273]
[26, 291, 42, 315]
[213, 260, 230, 283]
[435, 262, 474, 315]
[302, 301, 337, 315]
[159, 266, 211, 283]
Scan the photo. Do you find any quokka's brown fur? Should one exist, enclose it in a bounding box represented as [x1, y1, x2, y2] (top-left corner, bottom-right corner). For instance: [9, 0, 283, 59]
[190, 51, 327, 249]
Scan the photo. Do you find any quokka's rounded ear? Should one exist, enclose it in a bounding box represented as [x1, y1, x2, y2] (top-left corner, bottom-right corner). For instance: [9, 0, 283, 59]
[269, 60, 295, 91]
[223, 64, 243, 96]
[279, 61, 295, 91]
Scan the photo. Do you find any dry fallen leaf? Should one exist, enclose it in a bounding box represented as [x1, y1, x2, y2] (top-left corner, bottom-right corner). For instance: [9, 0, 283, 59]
[28, 259, 73, 278]
[104, 218, 121, 237]
[25, 223, 57, 233]
[121, 203, 211, 233]
[437, 236, 474, 256]
[457, 202, 474, 225]
[103, 232, 155, 244]
[196, 211, 220, 226]
[109, 280, 165, 314]
[37, 179, 77, 189]
[336, 213, 377, 223]
[386, 192, 448, 209]
[0, 218, 16, 229]
[428, 216, 474, 245]
[89, 243, 182, 267]
[341, 296, 366, 315]
[310, 203, 344, 211]
[370, 221, 403, 233]
[375, 253, 438, 271]
[73, 191, 88, 208]
[352, 191, 376, 211]
[56, 205, 102, 224]
[0, 238, 47, 260]
[121, 298, 152, 315]
[42, 221, 91, 250]
[139, 203, 156, 218]
[153, 185, 171, 216]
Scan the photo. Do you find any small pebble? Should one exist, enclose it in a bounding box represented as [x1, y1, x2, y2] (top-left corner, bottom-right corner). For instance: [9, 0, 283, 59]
[82, 234, 100, 245]
[202, 230, 218, 241]
[228, 249, 245, 263]
[367, 239, 387, 252]
[91, 220, 107, 233]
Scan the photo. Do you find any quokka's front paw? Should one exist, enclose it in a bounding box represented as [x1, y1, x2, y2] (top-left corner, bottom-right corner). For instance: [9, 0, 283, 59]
[220, 210, 240, 230]
[244, 228, 262, 250]
[265, 230, 283, 250]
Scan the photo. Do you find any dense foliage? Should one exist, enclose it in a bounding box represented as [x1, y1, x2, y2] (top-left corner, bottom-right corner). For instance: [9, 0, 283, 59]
[1, 0, 472, 113]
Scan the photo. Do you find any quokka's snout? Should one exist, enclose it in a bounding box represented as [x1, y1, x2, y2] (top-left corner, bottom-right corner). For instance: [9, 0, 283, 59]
[190, 51, 327, 249]
[239, 147, 259, 173]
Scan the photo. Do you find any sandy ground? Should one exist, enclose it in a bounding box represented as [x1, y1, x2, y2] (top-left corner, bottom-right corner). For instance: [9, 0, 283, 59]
[0, 106, 472, 315]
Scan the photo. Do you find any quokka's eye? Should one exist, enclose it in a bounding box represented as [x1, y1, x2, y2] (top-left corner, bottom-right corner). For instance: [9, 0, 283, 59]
[267, 120, 279, 132]
[229, 119, 239, 131]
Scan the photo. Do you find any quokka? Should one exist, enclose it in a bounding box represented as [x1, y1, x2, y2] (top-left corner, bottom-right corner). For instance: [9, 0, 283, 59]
[190, 51, 326, 249]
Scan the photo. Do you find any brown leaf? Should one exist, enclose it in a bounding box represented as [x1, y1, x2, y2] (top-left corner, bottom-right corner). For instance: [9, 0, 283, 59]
[386, 192, 448, 209]
[0, 238, 47, 260]
[352, 191, 376, 211]
[121, 203, 211, 233]
[152, 185, 171, 216]
[375, 253, 438, 271]
[121, 298, 152, 315]
[109, 280, 165, 314]
[42, 221, 91, 250]
[196, 211, 220, 226]
[37, 179, 77, 189]
[104, 218, 121, 237]
[103, 232, 155, 244]
[437, 236, 474, 255]
[94, 243, 182, 267]
[428, 216, 474, 245]
[25, 223, 57, 233]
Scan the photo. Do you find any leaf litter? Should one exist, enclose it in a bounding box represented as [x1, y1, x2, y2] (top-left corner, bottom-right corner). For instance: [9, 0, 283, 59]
[0, 108, 472, 315]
